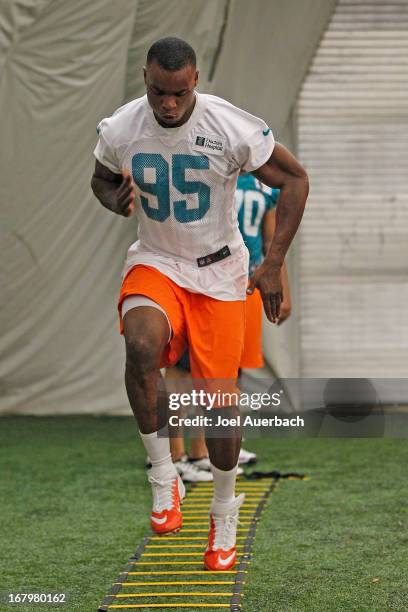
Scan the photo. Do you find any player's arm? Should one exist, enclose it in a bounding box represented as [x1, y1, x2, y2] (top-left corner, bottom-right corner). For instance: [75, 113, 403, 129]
[261, 207, 275, 258]
[262, 209, 291, 325]
[254, 142, 308, 269]
[249, 143, 308, 322]
[91, 160, 135, 217]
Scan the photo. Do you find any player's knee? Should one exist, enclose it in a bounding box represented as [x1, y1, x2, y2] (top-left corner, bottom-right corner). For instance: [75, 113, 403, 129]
[125, 334, 159, 376]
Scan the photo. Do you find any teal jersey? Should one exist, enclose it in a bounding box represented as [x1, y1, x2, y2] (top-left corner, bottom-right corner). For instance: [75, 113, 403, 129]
[235, 174, 280, 274]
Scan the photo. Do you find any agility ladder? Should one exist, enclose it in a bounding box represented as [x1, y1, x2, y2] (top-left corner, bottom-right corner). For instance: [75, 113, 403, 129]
[98, 472, 308, 611]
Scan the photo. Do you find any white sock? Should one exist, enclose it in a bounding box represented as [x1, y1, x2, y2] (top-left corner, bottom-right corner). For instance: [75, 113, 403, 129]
[211, 463, 238, 505]
[139, 431, 177, 480]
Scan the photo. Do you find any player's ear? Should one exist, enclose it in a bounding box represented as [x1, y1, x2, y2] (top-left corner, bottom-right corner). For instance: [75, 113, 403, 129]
[143, 67, 147, 84]
[194, 70, 199, 86]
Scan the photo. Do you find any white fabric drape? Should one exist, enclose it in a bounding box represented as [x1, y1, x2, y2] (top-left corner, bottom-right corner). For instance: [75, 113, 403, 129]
[0, 0, 334, 414]
[210, 0, 336, 378]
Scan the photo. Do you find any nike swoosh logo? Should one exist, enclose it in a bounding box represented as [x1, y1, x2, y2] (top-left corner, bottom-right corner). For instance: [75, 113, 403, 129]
[151, 514, 167, 525]
[263, 128, 271, 136]
[218, 551, 235, 567]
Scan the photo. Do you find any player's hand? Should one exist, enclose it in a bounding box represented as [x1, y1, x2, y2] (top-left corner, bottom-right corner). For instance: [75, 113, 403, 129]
[115, 169, 136, 217]
[247, 262, 283, 323]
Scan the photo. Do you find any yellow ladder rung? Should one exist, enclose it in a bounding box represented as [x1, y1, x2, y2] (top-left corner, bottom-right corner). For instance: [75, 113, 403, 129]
[183, 515, 253, 520]
[181, 495, 269, 504]
[131, 562, 226, 565]
[196, 480, 272, 483]
[182, 501, 259, 504]
[182, 504, 258, 508]
[108, 604, 232, 609]
[182, 522, 251, 526]
[141, 553, 216, 557]
[182, 511, 256, 515]
[149, 537, 247, 541]
[115, 592, 233, 597]
[196, 484, 270, 488]
[236, 488, 270, 490]
[117, 581, 242, 586]
[179, 529, 249, 533]
[185, 487, 268, 494]
[189, 487, 266, 491]
[145, 545, 244, 550]
[146, 545, 208, 549]
[126, 571, 246, 575]
[185, 500, 261, 505]
[187, 493, 264, 497]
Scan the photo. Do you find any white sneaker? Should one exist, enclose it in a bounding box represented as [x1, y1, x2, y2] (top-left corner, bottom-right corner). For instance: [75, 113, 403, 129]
[174, 456, 213, 482]
[148, 469, 185, 535]
[238, 447, 257, 465]
[190, 456, 244, 476]
[204, 494, 245, 571]
[189, 456, 211, 471]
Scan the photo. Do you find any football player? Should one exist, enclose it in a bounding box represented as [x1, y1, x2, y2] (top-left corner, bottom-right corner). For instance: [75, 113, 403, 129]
[91, 37, 308, 571]
[166, 175, 292, 478]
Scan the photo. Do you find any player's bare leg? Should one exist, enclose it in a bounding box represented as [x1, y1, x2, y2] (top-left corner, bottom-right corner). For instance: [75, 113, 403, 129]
[205, 431, 241, 471]
[124, 306, 169, 433]
[189, 434, 209, 460]
[166, 366, 213, 482]
[166, 366, 188, 461]
[123, 306, 185, 534]
[170, 437, 185, 462]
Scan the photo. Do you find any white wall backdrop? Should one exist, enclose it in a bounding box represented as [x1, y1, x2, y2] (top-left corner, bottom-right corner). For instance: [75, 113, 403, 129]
[298, 0, 408, 378]
[0, 0, 334, 414]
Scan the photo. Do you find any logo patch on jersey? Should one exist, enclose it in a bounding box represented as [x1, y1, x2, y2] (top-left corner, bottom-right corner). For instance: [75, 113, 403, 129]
[192, 133, 225, 156]
[263, 128, 271, 136]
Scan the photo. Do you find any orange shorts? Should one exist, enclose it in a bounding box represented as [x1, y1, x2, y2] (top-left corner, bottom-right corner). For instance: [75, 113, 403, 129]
[240, 288, 264, 369]
[118, 265, 245, 383]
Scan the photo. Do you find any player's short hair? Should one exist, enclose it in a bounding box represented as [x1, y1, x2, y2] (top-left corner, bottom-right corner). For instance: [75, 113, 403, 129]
[146, 37, 196, 71]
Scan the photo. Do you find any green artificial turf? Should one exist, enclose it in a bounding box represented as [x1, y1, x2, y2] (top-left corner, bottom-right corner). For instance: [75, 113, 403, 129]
[0, 417, 407, 612]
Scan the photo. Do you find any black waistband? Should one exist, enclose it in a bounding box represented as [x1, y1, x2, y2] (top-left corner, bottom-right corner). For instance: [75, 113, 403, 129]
[197, 245, 231, 267]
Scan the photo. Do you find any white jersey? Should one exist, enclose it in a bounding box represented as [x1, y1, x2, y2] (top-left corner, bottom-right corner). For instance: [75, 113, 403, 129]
[93, 92, 275, 300]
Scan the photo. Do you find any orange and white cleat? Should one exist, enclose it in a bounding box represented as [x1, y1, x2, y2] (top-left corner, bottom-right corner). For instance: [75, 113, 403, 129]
[204, 494, 245, 571]
[148, 470, 185, 535]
